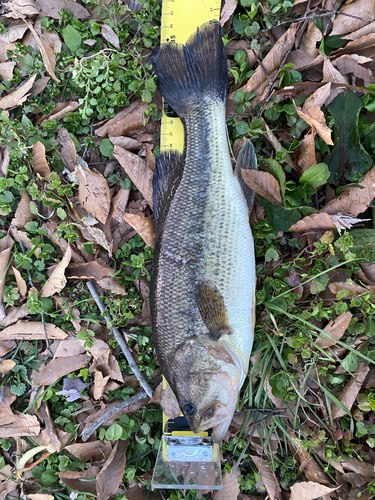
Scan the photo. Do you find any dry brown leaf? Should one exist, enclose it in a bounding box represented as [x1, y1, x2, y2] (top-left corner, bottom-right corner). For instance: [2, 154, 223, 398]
[262, 121, 295, 170]
[28, 75, 50, 98]
[96, 99, 144, 137]
[11, 188, 33, 229]
[160, 384, 181, 419]
[40, 402, 61, 452]
[32, 141, 51, 179]
[123, 213, 156, 248]
[302, 82, 331, 112]
[124, 486, 164, 500]
[55, 127, 76, 171]
[316, 312, 353, 349]
[54, 297, 81, 331]
[331, 0, 375, 35]
[334, 54, 374, 86]
[0, 340, 16, 357]
[241, 170, 282, 204]
[0, 305, 27, 327]
[297, 131, 317, 173]
[289, 212, 335, 232]
[59, 261, 114, 280]
[220, 0, 237, 25]
[234, 23, 299, 96]
[250, 456, 282, 500]
[111, 187, 130, 222]
[109, 136, 142, 150]
[113, 145, 153, 207]
[31, 354, 90, 386]
[322, 57, 349, 84]
[0, 74, 36, 109]
[345, 20, 375, 40]
[0, 359, 16, 373]
[214, 466, 240, 500]
[57, 467, 98, 495]
[53, 337, 85, 358]
[0, 20, 28, 42]
[97, 276, 127, 295]
[2, 0, 39, 18]
[79, 223, 113, 255]
[294, 104, 333, 145]
[329, 281, 369, 297]
[76, 165, 110, 224]
[290, 481, 339, 500]
[0, 321, 67, 340]
[35, 0, 90, 19]
[96, 439, 128, 500]
[37, 101, 80, 124]
[300, 22, 322, 57]
[23, 20, 59, 82]
[0, 145, 10, 177]
[332, 363, 370, 419]
[331, 34, 375, 59]
[9, 226, 41, 257]
[289, 432, 334, 486]
[12, 266, 27, 298]
[40, 246, 71, 297]
[65, 440, 112, 462]
[0, 386, 40, 437]
[28, 495, 54, 500]
[0, 61, 16, 81]
[0, 235, 14, 305]
[101, 23, 120, 50]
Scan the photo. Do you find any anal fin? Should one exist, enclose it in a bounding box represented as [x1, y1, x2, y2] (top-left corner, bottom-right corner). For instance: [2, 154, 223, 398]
[235, 139, 257, 213]
[196, 281, 232, 340]
[153, 150, 184, 237]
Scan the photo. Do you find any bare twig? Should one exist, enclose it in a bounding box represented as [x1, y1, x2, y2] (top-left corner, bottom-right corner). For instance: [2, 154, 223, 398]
[81, 390, 148, 441]
[87, 280, 153, 398]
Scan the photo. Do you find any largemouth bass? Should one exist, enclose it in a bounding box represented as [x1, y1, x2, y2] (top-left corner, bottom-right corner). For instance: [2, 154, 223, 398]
[149, 20, 257, 442]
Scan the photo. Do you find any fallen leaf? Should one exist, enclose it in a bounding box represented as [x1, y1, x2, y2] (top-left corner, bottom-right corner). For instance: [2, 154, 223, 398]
[214, 466, 240, 500]
[124, 485, 164, 500]
[0, 340, 16, 357]
[302, 82, 331, 112]
[56, 261, 114, 280]
[0, 235, 14, 305]
[28, 495, 54, 500]
[0, 61, 16, 81]
[56, 376, 88, 402]
[0, 360, 16, 373]
[262, 121, 295, 170]
[111, 187, 130, 222]
[32, 141, 51, 179]
[35, 0, 90, 19]
[31, 354, 90, 386]
[0, 386, 40, 437]
[97, 276, 127, 295]
[113, 145, 153, 207]
[332, 363, 370, 419]
[290, 481, 338, 500]
[55, 127, 76, 171]
[9, 226, 41, 257]
[57, 467, 98, 495]
[11, 188, 33, 229]
[331, 33, 375, 59]
[66, 440, 112, 462]
[300, 22, 322, 57]
[331, 0, 375, 35]
[329, 281, 369, 298]
[297, 131, 317, 173]
[101, 23, 120, 49]
[322, 57, 348, 84]
[0, 145, 10, 176]
[96, 99, 146, 137]
[109, 136, 142, 149]
[233, 23, 299, 97]
[321, 162, 375, 217]
[334, 54, 374, 87]
[316, 312, 353, 349]
[96, 439, 128, 500]
[0, 19, 28, 42]
[28, 75, 50, 97]
[76, 165, 111, 225]
[220, 0, 237, 25]
[345, 20, 375, 40]
[12, 266, 27, 298]
[23, 20, 59, 81]
[288, 212, 335, 232]
[250, 456, 282, 500]
[53, 337, 85, 358]
[241, 170, 282, 204]
[37, 101, 80, 124]
[160, 384, 181, 419]
[0, 74, 36, 110]
[54, 297, 81, 331]
[0, 321, 67, 340]
[40, 402, 61, 452]
[123, 213, 156, 248]
[0, 305, 27, 327]
[294, 104, 333, 146]
[40, 246, 71, 297]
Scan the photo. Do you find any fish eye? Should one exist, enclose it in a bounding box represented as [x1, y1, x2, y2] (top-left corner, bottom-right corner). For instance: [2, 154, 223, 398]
[183, 402, 196, 415]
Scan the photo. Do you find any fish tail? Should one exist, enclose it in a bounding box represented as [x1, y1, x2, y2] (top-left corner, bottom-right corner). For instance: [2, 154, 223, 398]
[148, 20, 227, 117]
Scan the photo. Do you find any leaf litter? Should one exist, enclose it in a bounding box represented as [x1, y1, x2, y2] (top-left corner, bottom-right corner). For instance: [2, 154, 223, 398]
[1, 0, 375, 498]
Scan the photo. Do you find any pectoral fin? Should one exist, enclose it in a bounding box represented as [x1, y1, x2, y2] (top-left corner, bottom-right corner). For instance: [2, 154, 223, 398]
[196, 282, 232, 340]
[235, 139, 257, 213]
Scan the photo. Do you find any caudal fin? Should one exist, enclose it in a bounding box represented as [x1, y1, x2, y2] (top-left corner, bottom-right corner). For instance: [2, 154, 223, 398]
[148, 20, 227, 117]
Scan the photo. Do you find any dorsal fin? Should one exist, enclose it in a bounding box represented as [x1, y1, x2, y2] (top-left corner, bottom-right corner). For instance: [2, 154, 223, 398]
[153, 150, 185, 238]
[235, 139, 257, 213]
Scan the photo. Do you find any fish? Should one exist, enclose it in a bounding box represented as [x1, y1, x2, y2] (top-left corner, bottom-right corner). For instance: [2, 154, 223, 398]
[149, 20, 257, 442]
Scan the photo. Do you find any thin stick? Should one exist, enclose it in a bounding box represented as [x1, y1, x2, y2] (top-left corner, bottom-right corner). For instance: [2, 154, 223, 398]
[81, 390, 148, 441]
[87, 280, 153, 398]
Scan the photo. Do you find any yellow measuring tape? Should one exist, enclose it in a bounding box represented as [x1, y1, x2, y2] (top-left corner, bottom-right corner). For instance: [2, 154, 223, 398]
[160, 0, 221, 153]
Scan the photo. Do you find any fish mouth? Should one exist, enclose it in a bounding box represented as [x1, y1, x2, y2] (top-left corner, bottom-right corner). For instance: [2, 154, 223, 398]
[191, 402, 232, 438]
